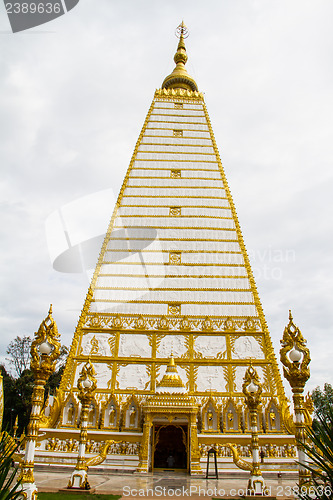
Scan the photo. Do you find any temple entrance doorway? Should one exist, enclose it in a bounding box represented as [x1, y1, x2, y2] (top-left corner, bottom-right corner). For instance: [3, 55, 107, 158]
[153, 424, 188, 471]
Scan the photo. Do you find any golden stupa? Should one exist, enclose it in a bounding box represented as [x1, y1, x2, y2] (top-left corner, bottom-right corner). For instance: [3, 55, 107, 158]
[38, 22, 296, 474]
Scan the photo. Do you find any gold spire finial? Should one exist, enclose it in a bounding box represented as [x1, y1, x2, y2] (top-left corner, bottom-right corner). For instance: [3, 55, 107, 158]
[157, 356, 185, 389]
[175, 20, 189, 39]
[162, 22, 198, 92]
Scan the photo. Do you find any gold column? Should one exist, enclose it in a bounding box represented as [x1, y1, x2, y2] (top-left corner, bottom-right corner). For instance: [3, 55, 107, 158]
[136, 413, 152, 473]
[190, 411, 202, 474]
[18, 306, 61, 500]
[280, 311, 311, 486]
[242, 363, 268, 495]
[68, 360, 97, 489]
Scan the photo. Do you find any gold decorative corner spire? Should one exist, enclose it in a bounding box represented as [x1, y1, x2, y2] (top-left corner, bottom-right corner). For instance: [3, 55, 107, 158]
[162, 21, 198, 92]
[157, 356, 185, 391]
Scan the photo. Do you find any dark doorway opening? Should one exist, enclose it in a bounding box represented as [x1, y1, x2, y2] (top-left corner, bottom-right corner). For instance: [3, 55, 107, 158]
[153, 424, 188, 471]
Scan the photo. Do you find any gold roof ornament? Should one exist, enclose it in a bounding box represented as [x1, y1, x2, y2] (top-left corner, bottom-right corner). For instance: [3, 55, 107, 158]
[156, 356, 186, 393]
[162, 21, 198, 92]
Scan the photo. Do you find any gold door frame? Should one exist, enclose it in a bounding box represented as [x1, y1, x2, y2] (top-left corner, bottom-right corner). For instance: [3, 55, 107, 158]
[152, 421, 189, 472]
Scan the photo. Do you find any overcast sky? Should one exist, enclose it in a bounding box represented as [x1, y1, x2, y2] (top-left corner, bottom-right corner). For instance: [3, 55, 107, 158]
[0, 0, 332, 396]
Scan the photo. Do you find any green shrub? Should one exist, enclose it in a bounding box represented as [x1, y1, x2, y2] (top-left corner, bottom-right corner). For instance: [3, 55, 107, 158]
[0, 431, 22, 500]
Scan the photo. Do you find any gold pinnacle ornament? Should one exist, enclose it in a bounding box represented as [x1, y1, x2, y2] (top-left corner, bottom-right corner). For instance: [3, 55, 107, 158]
[68, 360, 97, 489]
[280, 311, 311, 486]
[241, 363, 268, 495]
[18, 306, 61, 500]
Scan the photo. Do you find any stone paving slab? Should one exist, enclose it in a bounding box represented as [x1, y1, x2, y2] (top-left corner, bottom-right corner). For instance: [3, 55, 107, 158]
[34, 470, 299, 499]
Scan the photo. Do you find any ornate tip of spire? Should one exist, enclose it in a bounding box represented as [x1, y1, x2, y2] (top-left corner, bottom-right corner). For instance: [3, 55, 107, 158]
[162, 22, 198, 92]
[289, 309, 293, 321]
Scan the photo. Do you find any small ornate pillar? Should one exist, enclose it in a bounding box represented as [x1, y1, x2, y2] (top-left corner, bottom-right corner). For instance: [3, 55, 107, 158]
[190, 411, 202, 474]
[18, 306, 61, 500]
[280, 311, 311, 486]
[137, 413, 152, 473]
[68, 360, 97, 489]
[242, 363, 268, 495]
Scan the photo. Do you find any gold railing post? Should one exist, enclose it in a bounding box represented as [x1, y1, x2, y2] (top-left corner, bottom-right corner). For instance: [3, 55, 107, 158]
[68, 360, 97, 489]
[242, 363, 268, 495]
[280, 310, 311, 486]
[18, 306, 61, 500]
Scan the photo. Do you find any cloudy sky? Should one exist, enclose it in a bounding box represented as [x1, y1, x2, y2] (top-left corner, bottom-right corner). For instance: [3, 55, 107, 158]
[0, 0, 332, 396]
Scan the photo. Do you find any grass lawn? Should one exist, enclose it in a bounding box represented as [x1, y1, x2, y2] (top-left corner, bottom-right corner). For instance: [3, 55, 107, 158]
[39, 493, 121, 500]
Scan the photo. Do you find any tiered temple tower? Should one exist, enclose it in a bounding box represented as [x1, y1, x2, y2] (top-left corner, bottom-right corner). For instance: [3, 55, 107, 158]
[40, 23, 295, 474]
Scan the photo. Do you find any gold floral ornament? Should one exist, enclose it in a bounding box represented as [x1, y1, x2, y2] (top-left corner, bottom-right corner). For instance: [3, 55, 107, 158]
[280, 310, 310, 389]
[30, 304, 61, 380]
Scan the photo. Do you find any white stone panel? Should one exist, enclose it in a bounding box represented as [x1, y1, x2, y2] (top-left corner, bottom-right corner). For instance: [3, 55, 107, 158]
[130, 168, 221, 179]
[140, 137, 212, 146]
[232, 336, 264, 359]
[150, 115, 206, 123]
[122, 196, 229, 207]
[194, 336, 227, 358]
[136, 153, 217, 162]
[182, 304, 258, 317]
[154, 101, 203, 110]
[94, 289, 253, 303]
[116, 217, 235, 231]
[144, 129, 211, 138]
[196, 366, 226, 392]
[142, 228, 237, 241]
[151, 109, 204, 116]
[117, 364, 149, 390]
[97, 262, 166, 276]
[146, 122, 209, 131]
[80, 333, 113, 356]
[132, 161, 219, 170]
[118, 207, 231, 218]
[160, 240, 240, 252]
[118, 334, 151, 357]
[234, 365, 264, 392]
[123, 188, 224, 199]
[127, 178, 223, 188]
[89, 301, 167, 315]
[156, 335, 187, 358]
[183, 252, 242, 265]
[138, 145, 215, 154]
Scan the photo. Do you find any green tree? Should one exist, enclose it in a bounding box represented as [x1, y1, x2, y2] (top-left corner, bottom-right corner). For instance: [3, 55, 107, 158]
[312, 383, 333, 423]
[6, 336, 32, 378]
[298, 404, 333, 499]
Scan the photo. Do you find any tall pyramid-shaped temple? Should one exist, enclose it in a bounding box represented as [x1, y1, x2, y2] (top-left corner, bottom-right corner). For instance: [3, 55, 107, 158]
[40, 23, 295, 474]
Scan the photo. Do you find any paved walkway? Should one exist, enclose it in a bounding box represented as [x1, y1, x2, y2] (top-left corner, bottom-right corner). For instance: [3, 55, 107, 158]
[35, 469, 299, 498]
